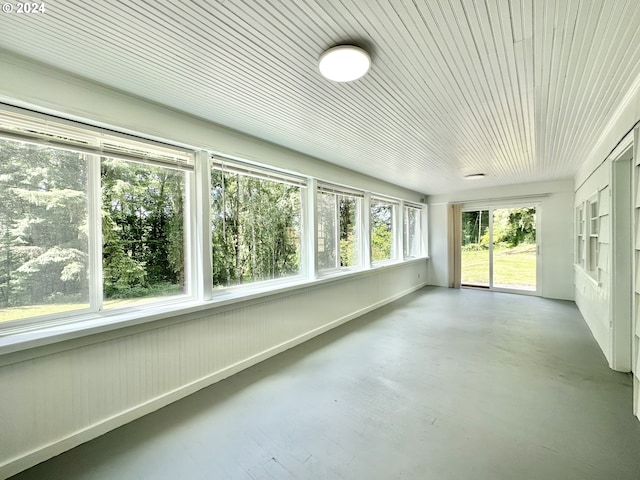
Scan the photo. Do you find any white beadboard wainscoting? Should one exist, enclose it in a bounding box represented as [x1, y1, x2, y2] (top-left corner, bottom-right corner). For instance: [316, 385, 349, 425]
[0, 260, 427, 478]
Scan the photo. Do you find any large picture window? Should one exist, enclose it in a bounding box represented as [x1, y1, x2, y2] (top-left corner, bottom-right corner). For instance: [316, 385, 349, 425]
[0, 106, 426, 331]
[371, 197, 397, 263]
[101, 158, 186, 307]
[210, 159, 304, 287]
[0, 108, 193, 325]
[317, 185, 362, 271]
[0, 140, 89, 322]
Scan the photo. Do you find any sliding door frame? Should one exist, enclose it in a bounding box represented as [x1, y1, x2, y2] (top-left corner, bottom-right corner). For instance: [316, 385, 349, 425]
[461, 201, 542, 296]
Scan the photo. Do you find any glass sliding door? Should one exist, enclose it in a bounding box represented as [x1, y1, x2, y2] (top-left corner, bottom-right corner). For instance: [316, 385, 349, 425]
[461, 210, 490, 287]
[492, 207, 537, 291]
[461, 206, 539, 294]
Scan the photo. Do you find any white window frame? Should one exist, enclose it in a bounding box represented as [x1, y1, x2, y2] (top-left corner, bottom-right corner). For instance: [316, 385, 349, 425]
[0, 105, 428, 338]
[370, 195, 400, 265]
[0, 109, 196, 331]
[403, 203, 423, 259]
[209, 156, 308, 293]
[586, 194, 599, 279]
[575, 203, 585, 267]
[316, 183, 364, 274]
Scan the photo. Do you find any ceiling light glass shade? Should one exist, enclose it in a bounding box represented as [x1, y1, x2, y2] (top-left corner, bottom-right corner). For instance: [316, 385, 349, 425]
[318, 45, 371, 82]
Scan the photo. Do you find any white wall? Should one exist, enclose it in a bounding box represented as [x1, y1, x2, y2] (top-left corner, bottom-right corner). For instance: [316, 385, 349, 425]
[427, 202, 449, 287]
[571, 69, 640, 419]
[427, 180, 575, 301]
[0, 52, 430, 477]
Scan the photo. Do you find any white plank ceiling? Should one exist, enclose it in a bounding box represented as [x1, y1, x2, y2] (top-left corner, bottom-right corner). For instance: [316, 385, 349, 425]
[1, 0, 640, 195]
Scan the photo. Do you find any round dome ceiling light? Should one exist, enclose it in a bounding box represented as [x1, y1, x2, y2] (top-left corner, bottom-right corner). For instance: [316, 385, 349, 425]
[318, 45, 371, 82]
[464, 173, 486, 179]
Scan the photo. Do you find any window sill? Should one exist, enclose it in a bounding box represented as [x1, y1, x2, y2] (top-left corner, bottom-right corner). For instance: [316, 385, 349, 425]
[371, 259, 401, 268]
[317, 266, 367, 279]
[574, 264, 602, 288]
[0, 257, 428, 364]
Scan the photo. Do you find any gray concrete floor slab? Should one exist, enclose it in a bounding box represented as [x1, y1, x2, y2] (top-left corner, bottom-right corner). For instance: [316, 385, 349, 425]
[10, 287, 640, 479]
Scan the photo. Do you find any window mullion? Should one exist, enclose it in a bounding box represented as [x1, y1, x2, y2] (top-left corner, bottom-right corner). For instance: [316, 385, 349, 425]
[305, 178, 318, 279]
[334, 195, 340, 268]
[420, 206, 427, 257]
[363, 192, 372, 268]
[196, 151, 213, 300]
[399, 200, 405, 261]
[184, 166, 195, 299]
[87, 154, 103, 311]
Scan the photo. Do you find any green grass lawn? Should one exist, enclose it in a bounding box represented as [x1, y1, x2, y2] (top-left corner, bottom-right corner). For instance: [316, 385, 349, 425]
[0, 303, 88, 323]
[0, 289, 183, 323]
[1, 251, 536, 324]
[462, 244, 536, 289]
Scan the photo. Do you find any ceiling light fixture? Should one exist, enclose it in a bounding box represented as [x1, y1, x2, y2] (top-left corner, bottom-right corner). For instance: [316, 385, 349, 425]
[464, 173, 486, 179]
[318, 45, 371, 82]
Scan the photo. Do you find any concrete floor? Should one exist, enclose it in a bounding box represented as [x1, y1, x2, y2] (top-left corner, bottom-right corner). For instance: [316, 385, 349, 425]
[10, 287, 640, 479]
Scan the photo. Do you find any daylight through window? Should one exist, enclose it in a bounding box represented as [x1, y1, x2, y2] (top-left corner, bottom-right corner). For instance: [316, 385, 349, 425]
[317, 184, 362, 271]
[0, 107, 427, 329]
[101, 158, 187, 308]
[210, 159, 304, 287]
[371, 198, 396, 262]
[403, 204, 421, 258]
[0, 140, 90, 322]
[0, 108, 193, 325]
